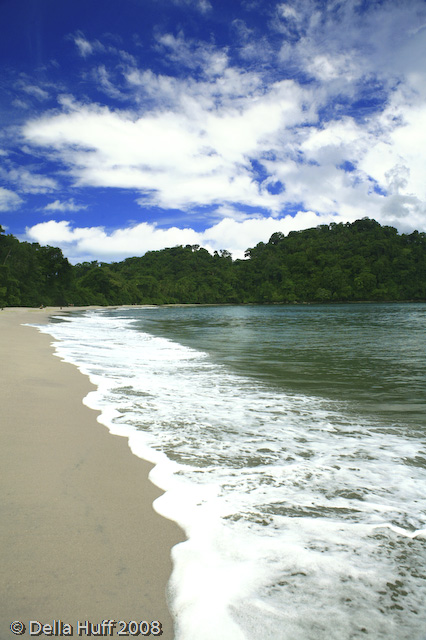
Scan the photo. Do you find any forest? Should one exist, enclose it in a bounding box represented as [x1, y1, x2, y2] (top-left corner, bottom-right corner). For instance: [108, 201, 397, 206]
[1, 218, 426, 307]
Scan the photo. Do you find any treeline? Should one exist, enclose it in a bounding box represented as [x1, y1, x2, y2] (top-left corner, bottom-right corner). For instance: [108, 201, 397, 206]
[1, 218, 426, 307]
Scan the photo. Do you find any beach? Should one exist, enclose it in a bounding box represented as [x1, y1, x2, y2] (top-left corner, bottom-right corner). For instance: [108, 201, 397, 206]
[0, 308, 185, 639]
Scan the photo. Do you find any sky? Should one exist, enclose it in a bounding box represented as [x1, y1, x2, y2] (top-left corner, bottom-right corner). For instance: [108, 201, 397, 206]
[1, 0, 426, 263]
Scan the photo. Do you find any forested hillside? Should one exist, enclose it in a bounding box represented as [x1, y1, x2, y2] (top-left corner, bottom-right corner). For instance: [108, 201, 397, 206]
[0, 226, 73, 307]
[1, 218, 426, 307]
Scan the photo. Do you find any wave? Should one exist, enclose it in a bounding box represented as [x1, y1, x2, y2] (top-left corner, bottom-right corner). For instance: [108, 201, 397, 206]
[32, 309, 426, 640]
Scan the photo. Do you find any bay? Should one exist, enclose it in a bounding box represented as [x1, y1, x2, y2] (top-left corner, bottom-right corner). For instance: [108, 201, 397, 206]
[119, 302, 426, 425]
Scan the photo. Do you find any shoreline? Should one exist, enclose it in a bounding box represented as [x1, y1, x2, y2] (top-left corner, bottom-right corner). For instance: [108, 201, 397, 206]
[0, 307, 185, 639]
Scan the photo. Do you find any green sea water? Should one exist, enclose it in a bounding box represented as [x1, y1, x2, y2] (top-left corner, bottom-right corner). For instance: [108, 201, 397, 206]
[129, 302, 426, 428]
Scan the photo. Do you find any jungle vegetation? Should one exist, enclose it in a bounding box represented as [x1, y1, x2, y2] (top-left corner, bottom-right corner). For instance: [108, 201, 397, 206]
[1, 218, 425, 307]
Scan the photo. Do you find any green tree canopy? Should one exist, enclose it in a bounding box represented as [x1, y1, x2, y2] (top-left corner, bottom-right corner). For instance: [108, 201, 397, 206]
[1, 218, 425, 306]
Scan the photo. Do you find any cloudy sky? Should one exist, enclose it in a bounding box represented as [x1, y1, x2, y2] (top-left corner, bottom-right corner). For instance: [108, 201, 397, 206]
[1, 0, 426, 262]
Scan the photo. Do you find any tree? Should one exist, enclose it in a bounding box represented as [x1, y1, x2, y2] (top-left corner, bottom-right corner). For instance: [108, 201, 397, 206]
[1, 218, 426, 306]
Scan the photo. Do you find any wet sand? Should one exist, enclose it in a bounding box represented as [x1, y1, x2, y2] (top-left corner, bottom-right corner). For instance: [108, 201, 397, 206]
[0, 307, 184, 639]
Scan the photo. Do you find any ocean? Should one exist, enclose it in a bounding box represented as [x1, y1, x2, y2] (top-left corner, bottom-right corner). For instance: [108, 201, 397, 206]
[34, 303, 426, 640]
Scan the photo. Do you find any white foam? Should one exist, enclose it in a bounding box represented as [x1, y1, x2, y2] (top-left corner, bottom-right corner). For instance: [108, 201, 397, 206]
[31, 310, 426, 640]
[373, 523, 426, 539]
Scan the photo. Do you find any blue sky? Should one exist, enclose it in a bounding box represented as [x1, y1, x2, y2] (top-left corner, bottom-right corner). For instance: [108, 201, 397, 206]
[1, 0, 426, 263]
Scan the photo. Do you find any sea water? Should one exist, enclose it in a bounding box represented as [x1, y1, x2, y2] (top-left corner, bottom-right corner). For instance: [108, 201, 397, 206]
[34, 303, 426, 640]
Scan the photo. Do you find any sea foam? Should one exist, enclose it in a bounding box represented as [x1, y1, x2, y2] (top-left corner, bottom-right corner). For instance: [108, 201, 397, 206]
[33, 308, 426, 640]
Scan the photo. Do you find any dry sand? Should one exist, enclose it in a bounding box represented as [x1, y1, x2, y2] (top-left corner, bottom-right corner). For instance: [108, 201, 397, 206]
[0, 307, 185, 639]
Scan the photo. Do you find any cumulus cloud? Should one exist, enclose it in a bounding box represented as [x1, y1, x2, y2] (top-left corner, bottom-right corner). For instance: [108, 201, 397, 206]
[360, 95, 426, 202]
[26, 219, 202, 263]
[22, 75, 314, 213]
[10, 0, 426, 263]
[0, 187, 23, 211]
[26, 211, 345, 263]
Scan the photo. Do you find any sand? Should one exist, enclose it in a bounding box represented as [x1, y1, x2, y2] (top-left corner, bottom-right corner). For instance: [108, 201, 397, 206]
[0, 307, 185, 639]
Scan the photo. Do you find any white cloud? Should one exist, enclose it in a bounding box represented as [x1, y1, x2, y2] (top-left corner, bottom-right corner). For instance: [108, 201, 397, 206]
[154, 31, 228, 77]
[0, 187, 23, 211]
[299, 117, 365, 164]
[91, 65, 129, 101]
[27, 220, 76, 243]
[2, 167, 57, 194]
[42, 199, 88, 212]
[22, 74, 314, 212]
[380, 193, 426, 232]
[13, 74, 54, 105]
[13, 0, 426, 252]
[25, 211, 345, 263]
[72, 32, 104, 57]
[277, 0, 426, 104]
[74, 36, 93, 57]
[22, 85, 49, 101]
[278, 4, 299, 21]
[171, 0, 212, 14]
[360, 97, 426, 202]
[202, 212, 333, 255]
[306, 53, 356, 83]
[26, 219, 201, 262]
[12, 98, 30, 109]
